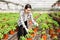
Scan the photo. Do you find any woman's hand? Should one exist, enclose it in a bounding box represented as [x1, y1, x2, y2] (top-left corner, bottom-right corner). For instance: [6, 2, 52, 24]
[36, 23, 39, 27]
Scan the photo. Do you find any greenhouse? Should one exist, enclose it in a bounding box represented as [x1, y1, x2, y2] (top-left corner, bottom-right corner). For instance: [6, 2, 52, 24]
[0, 0, 60, 40]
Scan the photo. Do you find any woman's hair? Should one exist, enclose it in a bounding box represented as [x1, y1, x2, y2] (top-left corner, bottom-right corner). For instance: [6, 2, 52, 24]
[24, 4, 32, 9]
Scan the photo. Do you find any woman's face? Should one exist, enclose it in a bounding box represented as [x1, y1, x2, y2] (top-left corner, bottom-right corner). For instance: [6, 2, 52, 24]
[25, 8, 31, 13]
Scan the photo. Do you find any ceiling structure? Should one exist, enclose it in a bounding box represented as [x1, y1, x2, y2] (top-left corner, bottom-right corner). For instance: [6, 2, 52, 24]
[0, 0, 58, 10]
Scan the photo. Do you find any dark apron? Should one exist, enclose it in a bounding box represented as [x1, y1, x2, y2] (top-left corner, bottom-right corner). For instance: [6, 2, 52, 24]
[17, 21, 28, 40]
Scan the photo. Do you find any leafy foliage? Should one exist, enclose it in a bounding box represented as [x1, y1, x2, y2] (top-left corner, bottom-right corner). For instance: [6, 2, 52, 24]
[0, 33, 3, 39]
[28, 29, 34, 34]
[25, 34, 32, 38]
[20, 36, 26, 40]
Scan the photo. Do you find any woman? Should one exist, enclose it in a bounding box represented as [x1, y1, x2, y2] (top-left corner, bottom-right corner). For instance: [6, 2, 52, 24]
[17, 4, 38, 40]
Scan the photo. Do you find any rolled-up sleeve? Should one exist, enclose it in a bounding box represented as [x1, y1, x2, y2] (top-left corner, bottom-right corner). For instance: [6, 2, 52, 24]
[20, 11, 27, 28]
[30, 13, 38, 26]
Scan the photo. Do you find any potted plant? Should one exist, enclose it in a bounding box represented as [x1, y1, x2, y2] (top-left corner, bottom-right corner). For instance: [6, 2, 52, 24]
[32, 26, 38, 33]
[9, 25, 16, 35]
[28, 29, 34, 34]
[37, 31, 41, 36]
[47, 24, 53, 34]
[15, 25, 19, 31]
[3, 28, 9, 39]
[47, 19, 53, 24]
[20, 36, 26, 40]
[41, 31, 47, 40]
[47, 23, 54, 35]
[51, 33, 57, 39]
[0, 33, 3, 40]
[39, 23, 49, 31]
[53, 35, 58, 40]
[53, 21, 59, 29]
[28, 29, 35, 37]
[36, 17, 41, 24]
[6, 19, 16, 26]
[25, 34, 32, 40]
[49, 28, 54, 35]
[56, 28, 60, 33]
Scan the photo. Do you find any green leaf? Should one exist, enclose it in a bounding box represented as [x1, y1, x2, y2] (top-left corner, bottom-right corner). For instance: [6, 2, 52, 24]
[28, 29, 34, 34]
[0, 29, 4, 33]
[9, 26, 16, 30]
[37, 31, 41, 35]
[40, 23, 49, 30]
[0, 33, 3, 39]
[48, 24, 53, 28]
[20, 36, 26, 40]
[3, 28, 9, 34]
[53, 21, 59, 27]
[42, 31, 46, 34]
[25, 34, 32, 38]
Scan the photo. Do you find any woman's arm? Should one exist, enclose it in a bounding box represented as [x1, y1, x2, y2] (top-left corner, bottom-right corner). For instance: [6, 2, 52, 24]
[30, 13, 38, 26]
[20, 11, 28, 32]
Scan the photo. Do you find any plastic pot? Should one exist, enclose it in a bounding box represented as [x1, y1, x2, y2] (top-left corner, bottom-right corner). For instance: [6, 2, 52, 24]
[9, 30, 15, 35]
[3, 34, 8, 39]
[41, 34, 47, 40]
[51, 34, 57, 38]
[27, 38, 32, 40]
[33, 27, 38, 33]
[57, 28, 60, 33]
[15, 27, 19, 31]
[30, 33, 35, 38]
[49, 29, 54, 35]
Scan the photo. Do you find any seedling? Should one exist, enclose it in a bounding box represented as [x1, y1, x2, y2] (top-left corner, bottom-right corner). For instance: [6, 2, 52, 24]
[0, 33, 3, 39]
[20, 36, 26, 40]
[28, 29, 34, 34]
[25, 33, 32, 38]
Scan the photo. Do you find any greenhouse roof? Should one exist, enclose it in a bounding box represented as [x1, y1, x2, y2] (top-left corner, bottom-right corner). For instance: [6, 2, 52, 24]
[0, 0, 58, 10]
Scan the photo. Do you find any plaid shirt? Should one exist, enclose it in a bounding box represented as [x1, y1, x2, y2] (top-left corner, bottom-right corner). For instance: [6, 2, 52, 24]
[17, 11, 38, 28]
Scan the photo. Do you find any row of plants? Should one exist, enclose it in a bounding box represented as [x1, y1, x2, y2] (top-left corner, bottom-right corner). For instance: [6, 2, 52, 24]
[20, 13, 60, 40]
[49, 12, 60, 18]
[0, 12, 39, 40]
[0, 13, 19, 39]
[0, 12, 60, 40]
[49, 12, 60, 23]
[39, 13, 60, 40]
